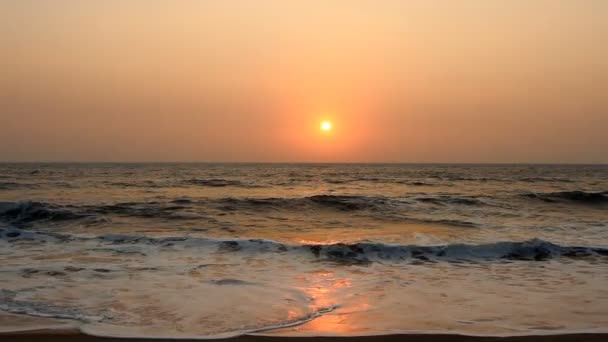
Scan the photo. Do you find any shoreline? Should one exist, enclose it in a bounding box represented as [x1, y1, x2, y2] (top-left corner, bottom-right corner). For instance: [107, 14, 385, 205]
[2, 331, 608, 342]
[1, 312, 607, 342]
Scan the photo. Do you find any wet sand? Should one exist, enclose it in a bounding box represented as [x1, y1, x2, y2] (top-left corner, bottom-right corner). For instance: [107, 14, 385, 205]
[1, 313, 606, 342]
[3, 331, 608, 342]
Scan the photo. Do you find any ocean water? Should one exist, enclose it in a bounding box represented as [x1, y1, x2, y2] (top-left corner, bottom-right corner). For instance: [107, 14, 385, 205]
[0, 163, 607, 337]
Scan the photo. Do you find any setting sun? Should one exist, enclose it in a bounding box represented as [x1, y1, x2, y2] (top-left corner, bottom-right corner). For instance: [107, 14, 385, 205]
[320, 121, 333, 132]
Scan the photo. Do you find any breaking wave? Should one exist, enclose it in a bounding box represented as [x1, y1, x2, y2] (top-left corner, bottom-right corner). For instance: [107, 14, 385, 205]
[0, 289, 104, 323]
[1, 227, 606, 264]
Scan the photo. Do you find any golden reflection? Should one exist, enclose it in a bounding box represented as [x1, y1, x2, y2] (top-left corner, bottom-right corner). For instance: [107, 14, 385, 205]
[287, 270, 370, 334]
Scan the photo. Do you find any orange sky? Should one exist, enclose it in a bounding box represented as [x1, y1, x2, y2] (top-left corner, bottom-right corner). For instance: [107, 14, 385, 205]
[1, 1, 607, 162]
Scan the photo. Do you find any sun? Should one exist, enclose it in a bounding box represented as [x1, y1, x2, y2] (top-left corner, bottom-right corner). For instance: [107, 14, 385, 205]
[320, 120, 333, 132]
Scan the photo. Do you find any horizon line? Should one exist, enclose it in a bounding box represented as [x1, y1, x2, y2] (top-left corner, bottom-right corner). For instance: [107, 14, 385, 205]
[0, 161, 606, 165]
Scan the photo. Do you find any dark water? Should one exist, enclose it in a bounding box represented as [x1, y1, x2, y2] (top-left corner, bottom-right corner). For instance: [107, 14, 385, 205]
[1, 164, 607, 337]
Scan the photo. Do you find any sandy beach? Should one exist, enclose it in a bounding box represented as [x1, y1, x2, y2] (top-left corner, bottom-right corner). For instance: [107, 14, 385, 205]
[1, 312, 607, 342]
[4, 330, 608, 342]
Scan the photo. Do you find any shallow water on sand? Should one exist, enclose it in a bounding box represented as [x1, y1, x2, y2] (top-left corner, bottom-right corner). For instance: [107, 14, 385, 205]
[0, 163, 607, 337]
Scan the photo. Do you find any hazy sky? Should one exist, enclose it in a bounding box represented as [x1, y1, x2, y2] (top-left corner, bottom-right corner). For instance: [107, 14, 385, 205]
[1, 0, 607, 163]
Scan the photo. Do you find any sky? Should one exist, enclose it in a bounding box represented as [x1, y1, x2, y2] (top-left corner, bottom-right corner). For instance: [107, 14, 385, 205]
[1, 0, 607, 163]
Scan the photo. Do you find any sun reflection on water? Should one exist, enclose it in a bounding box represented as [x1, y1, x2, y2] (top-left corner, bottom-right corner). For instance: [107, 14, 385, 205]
[283, 270, 371, 335]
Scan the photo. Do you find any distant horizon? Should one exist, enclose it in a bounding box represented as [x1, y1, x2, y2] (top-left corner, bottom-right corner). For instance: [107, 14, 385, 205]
[1, 160, 606, 165]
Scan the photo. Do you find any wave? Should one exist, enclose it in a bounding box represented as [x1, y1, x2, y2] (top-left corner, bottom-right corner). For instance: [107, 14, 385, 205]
[414, 196, 487, 206]
[406, 181, 434, 186]
[0, 194, 496, 229]
[308, 195, 390, 211]
[215, 195, 393, 212]
[85, 178, 263, 188]
[324, 177, 437, 186]
[103, 180, 164, 188]
[427, 174, 495, 182]
[0, 289, 105, 323]
[0, 181, 41, 190]
[298, 239, 608, 263]
[0, 197, 393, 227]
[0, 201, 91, 224]
[0, 181, 78, 190]
[2, 227, 606, 264]
[522, 191, 608, 204]
[1, 282, 339, 338]
[89, 202, 202, 220]
[517, 177, 574, 183]
[216, 194, 485, 212]
[0, 200, 207, 226]
[184, 178, 262, 188]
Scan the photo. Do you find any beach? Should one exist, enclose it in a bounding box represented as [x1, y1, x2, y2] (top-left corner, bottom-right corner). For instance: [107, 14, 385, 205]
[4, 327, 608, 341]
[5, 332, 608, 342]
[1, 312, 607, 342]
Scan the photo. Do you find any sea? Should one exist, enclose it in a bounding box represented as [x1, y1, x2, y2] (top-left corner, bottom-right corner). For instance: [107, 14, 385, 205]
[0, 163, 607, 338]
